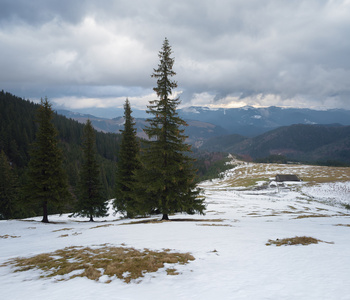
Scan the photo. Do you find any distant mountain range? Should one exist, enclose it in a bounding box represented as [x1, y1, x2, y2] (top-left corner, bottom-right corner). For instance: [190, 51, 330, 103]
[60, 105, 350, 137]
[56, 106, 350, 164]
[56, 109, 227, 145]
[201, 124, 350, 163]
[177, 106, 350, 137]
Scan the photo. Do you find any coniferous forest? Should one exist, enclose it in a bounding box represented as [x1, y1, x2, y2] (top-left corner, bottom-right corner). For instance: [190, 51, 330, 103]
[0, 90, 121, 219]
[0, 39, 226, 221]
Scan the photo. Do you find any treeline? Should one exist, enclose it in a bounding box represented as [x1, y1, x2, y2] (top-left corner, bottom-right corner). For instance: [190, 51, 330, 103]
[0, 90, 120, 219]
[1, 38, 206, 222]
[0, 90, 231, 220]
[193, 150, 233, 181]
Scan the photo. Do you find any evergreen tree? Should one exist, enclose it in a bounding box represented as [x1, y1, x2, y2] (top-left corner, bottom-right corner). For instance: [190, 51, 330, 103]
[74, 119, 108, 221]
[114, 99, 141, 218]
[135, 38, 205, 220]
[25, 98, 70, 223]
[0, 150, 19, 219]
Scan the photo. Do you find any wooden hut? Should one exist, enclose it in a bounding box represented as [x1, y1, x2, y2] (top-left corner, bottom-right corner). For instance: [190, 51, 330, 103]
[275, 174, 301, 182]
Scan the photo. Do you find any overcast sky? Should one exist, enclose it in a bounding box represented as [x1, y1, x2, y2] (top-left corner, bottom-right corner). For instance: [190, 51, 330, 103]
[1, 0, 350, 111]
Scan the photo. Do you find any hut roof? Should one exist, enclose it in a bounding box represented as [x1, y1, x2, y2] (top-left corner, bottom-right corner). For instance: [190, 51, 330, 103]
[275, 174, 301, 182]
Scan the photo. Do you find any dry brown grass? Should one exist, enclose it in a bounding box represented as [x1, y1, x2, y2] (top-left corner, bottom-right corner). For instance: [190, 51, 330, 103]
[335, 224, 350, 227]
[166, 268, 180, 275]
[0, 235, 20, 239]
[294, 213, 350, 219]
[89, 224, 115, 229]
[196, 223, 233, 227]
[122, 218, 224, 225]
[219, 162, 350, 188]
[52, 228, 73, 232]
[266, 236, 333, 246]
[2, 245, 195, 283]
[295, 214, 330, 219]
[58, 234, 69, 238]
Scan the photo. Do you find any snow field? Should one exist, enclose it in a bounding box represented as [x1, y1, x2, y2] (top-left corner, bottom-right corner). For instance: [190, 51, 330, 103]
[1, 162, 350, 299]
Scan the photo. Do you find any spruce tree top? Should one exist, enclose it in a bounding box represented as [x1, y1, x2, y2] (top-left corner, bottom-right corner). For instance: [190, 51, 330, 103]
[152, 37, 177, 100]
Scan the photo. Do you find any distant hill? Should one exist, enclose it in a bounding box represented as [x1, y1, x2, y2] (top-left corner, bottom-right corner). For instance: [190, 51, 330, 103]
[178, 106, 350, 137]
[201, 124, 350, 163]
[57, 105, 350, 144]
[57, 106, 350, 164]
[199, 134, 248, 152]
[56, 109, 227, 145]
[0, 91, 121, 202]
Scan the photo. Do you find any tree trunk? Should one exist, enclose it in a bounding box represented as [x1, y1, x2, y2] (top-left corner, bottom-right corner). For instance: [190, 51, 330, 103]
[42, 200, 49, 223]
[89, 214, 94, 222]
[161, 214, 169, 220]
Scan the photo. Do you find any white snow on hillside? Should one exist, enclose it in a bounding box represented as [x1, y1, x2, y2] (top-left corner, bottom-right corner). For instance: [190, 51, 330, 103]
[1, 163, 350, 300]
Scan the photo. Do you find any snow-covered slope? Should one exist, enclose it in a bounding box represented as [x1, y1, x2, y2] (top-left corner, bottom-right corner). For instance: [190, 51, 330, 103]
[1, 162, 350, 300]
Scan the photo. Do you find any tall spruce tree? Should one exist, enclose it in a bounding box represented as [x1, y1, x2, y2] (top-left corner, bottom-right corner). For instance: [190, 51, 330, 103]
[135, 38, 205, 220]
[74, 119, 108, 221]
[25, 98, 70, 223]
[114, 99, 141, 218]
[0, 150, 19, 219]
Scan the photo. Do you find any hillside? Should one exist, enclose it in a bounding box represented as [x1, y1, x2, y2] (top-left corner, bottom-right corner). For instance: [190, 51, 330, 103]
[0, 91, 121, 215]
[201, 124, 350, 164]
[1, 161, 350, 299]
[178, 106, 350, 137]
[56, 109, 227, 144]
[0, 91, 232, 218]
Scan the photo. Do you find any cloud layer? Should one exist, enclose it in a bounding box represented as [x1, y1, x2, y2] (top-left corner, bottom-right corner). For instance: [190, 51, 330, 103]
[1, 0, 350, 110]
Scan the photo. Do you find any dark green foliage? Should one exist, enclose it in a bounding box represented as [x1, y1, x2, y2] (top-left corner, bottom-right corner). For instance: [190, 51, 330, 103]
[0, 91, 37, 169]
[217, 123, 350, 163]
[74, 120, 108, 221]
[255, 155, 288, 164]
[25, 98, 71, 223]
[135, 38, 205, 220]
[193, 151, 233, 182]
[200, 134, 247, 153]
[0, 91, 120, 219]
[0, 150, 20, 219]
[114, 99, 141, 218]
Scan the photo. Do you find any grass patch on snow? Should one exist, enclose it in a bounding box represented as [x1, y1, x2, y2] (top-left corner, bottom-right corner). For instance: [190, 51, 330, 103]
[294, 214, 330, 219]
[196, 223, 233, 227]
[266, 236, 333, 246]
[0, 235, 20, 239]
[89, 224, 115, 229]
[122, 218, 224, 225]
[221, 163, 350, 188]
[52, 228, 73, 232]
[1, 245, 195, 283]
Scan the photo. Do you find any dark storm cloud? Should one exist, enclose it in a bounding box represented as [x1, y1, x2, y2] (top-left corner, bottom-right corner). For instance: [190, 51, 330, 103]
[1, 0, 350, 109]
[0, 0, 88, 25]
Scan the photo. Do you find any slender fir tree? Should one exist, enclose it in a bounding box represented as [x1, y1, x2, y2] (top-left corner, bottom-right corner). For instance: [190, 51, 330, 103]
[74, 119, 108, 221]
[25, 98, 70, 223]
[0, 150, 19, 219]
[135, 38, 205, 220]
[114, 99, 141, 218]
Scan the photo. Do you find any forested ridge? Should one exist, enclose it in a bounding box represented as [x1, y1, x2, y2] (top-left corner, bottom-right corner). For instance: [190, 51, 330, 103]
[0, 90, 120, 218]
[0, 90, 230, 219]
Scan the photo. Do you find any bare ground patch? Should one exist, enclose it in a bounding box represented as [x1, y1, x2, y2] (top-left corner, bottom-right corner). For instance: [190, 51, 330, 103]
[1, 245, 195, 283]
[266, 236, 334, 246]
[0, 235, 20, 239]
[52, 228, 73, 232]
[89, 224, 115, 229]
[221, 163, 350, 188]
[121, 218, 225, 225]
[196, 223, 233, 227]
